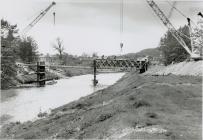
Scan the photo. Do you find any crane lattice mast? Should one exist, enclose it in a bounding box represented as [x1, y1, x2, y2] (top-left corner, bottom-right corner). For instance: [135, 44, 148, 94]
[22, 1, 56, 34]
[146, 0, 198, 58]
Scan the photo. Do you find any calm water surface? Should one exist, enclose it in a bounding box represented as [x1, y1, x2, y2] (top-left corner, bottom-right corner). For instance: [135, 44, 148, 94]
[0, 73, 125, 123]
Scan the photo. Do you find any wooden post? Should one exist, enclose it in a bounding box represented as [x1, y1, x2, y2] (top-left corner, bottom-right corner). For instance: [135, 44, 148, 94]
[37, 61, 46, 86]
[37, 62, 39, 83]
[93, 59, 98, 86]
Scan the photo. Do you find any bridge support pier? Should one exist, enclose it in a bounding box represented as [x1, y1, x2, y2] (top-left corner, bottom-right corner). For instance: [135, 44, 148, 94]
[93, 60, 98, 86]
[37, 61, 46, 86]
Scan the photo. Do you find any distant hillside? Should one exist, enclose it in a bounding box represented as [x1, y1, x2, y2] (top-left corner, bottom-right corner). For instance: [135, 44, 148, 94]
[120, 47, 161, 59]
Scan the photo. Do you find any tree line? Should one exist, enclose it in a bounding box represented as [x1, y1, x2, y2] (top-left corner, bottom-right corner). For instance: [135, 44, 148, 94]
[1, 19, 39, 89]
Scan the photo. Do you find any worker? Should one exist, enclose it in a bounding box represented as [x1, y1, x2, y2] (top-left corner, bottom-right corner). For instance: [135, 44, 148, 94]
[187, 18, 191, 26]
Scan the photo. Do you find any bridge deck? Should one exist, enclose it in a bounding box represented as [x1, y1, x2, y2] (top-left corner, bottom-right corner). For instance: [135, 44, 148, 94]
[17, 58, 148, 71]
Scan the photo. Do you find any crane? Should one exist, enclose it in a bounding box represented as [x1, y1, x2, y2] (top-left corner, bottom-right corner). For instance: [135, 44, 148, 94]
[22, 1, 56, 34]
[167, 1, 176, 19]
[146, 0, 201, 59]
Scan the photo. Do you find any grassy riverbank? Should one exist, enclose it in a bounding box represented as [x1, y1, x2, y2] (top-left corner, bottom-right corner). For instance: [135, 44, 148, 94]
[1, 69, 202, 139]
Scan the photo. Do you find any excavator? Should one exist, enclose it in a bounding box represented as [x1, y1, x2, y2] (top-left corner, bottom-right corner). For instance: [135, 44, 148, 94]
[146, 0, 202, 60]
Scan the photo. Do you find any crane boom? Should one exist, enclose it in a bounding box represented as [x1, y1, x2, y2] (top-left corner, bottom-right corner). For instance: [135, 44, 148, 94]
[146, 0, 193, 56]
[22, 1, 56, 34]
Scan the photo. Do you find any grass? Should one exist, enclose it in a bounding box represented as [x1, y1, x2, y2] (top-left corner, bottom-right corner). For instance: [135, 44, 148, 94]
[1, 73, 202, 139]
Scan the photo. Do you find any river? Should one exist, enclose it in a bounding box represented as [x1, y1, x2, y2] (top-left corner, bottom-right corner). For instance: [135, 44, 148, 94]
[0, 73, 125, 124]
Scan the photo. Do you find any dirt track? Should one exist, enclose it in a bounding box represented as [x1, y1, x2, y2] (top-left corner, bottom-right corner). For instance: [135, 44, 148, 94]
[1, 72, 202, 139]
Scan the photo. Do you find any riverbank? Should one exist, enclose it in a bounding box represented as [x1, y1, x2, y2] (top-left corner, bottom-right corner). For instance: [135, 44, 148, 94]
[1, 66, 93, 90]
[1, 67, 93, 104]
[1, 69, 202, 139]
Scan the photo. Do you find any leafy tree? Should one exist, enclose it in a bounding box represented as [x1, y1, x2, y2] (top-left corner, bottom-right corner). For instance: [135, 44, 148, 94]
[160, 25, 191, 65]
[1, 19, 18, 89]
[81, 53, 89, 58]
[1, 19, 39, 88]
[18, 37, 39, 63]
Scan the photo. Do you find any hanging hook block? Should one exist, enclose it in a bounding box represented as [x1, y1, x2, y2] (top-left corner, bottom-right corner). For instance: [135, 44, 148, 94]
[53, 12, 56, 25]
[120, 42, 123, 48]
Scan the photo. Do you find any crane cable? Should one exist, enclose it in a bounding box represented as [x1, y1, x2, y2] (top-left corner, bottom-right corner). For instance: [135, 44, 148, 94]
[166, 0, 198, 28]
[145, 0, 202, 48]
[120, 0, 124, 53]
[165, 0, 203, 47]
[53, 2, 56, 26]
[146, 1, 191, 41]
[167, 1, 176, 19]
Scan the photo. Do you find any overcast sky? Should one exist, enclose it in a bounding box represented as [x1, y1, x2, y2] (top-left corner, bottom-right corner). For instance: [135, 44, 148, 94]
[0, 0, 202, 56]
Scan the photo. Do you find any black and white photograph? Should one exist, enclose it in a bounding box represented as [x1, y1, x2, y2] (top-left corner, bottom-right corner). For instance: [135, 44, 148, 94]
[0, 0, 203, 139]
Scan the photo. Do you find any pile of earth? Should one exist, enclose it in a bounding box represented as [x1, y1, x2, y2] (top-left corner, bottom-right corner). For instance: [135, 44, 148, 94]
[145, 60, 202, 76]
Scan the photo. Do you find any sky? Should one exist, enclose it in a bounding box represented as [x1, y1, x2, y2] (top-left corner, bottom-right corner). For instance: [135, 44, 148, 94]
[0, 0, 203, 56]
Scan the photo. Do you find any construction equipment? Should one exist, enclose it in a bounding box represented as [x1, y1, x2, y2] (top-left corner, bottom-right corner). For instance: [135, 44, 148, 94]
[22, 1, 56, 34]
[187, 18, 200, 58]
[146, 0, 201, 60]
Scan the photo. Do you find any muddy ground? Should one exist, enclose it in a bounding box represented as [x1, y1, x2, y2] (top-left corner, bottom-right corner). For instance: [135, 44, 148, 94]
[0, 71, 202, 139]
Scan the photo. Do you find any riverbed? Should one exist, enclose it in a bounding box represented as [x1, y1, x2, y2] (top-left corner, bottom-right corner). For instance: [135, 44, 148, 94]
[0, 73, 125, 124]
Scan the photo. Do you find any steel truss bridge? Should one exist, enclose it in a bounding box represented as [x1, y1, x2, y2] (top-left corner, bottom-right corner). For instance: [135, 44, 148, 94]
[93, 59, 149, 86]
[94, 59, 148, 70]
[17, 58, 149, 86]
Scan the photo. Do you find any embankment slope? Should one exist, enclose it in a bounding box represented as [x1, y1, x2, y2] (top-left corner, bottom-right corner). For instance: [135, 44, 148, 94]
[1, 61, 202, 139]
[145, 60, 203, 76]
